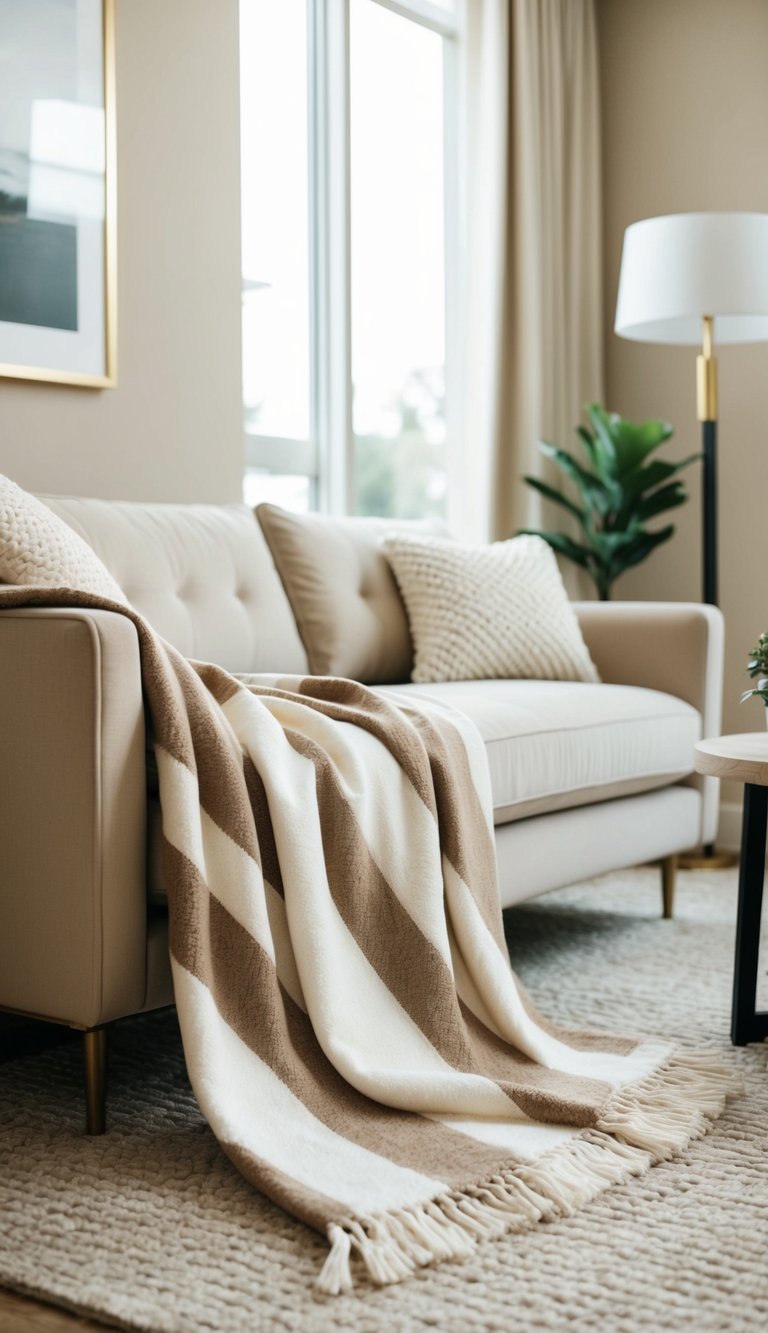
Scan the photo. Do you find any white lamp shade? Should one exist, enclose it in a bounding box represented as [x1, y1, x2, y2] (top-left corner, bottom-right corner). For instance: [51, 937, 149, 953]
[615, 212, 768, 345]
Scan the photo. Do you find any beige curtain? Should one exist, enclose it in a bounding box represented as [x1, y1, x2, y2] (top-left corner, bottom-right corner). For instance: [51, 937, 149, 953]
[455, 0, 604, 553]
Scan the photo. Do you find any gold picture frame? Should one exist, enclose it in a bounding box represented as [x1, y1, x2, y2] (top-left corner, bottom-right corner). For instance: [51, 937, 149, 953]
[0, 0, 117, 388]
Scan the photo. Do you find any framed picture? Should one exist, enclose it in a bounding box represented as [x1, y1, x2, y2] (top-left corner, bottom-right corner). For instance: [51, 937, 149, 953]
[0, 0, 116, 388]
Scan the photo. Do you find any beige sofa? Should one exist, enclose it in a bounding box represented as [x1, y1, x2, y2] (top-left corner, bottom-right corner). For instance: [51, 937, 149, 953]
[0, 497, 724, 1132]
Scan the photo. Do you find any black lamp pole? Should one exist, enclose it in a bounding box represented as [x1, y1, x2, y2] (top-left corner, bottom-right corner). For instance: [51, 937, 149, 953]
[695, 315, 726, 858]
[697, 315, 718, 607]
[702, 419, 717, 605]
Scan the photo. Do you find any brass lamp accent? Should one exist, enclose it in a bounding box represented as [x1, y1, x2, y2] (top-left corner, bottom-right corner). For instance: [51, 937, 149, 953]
[697, 314, 717, 422]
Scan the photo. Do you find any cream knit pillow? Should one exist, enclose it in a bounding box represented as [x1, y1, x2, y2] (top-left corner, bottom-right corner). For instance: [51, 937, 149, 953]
[382, 532, 599, 685]
[0, 474, 129, 604]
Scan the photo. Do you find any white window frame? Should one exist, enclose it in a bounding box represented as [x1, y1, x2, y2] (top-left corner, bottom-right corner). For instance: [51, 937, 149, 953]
[243, 0, 465, 515]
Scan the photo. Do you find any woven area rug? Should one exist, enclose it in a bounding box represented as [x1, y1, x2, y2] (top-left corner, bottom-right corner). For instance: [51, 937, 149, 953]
[1, 865, 766, 1332]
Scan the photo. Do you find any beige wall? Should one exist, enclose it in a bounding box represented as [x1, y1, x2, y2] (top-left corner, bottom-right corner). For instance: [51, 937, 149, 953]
[598, 0, 768, 780]
[0, 0, 244, 503]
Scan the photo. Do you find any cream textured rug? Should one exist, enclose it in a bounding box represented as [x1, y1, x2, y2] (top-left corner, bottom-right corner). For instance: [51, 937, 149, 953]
[1, 866, 766, 1332]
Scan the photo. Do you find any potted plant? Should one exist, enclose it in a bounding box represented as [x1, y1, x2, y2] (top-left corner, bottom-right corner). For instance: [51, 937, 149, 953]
[519, 403, 699, 601]
[741, 633, 768, 719]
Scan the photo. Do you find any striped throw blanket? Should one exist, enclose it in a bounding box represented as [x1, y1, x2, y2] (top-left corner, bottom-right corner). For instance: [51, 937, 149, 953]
[0, 586, 738, 1294]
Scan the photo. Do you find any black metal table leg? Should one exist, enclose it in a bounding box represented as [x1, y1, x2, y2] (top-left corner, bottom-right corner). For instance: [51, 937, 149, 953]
[732, 782, 768, 1045]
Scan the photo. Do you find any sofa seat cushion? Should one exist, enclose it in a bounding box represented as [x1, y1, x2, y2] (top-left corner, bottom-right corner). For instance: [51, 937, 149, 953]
[375, 679, 701, 825]
[147, 677, 700, 904]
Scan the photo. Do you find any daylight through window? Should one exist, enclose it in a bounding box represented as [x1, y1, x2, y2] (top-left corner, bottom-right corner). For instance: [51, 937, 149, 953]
[240, 0, 462, 518]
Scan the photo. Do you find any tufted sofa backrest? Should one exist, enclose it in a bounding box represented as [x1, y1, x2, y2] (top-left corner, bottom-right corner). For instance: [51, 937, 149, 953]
[38, 495, 309, 675]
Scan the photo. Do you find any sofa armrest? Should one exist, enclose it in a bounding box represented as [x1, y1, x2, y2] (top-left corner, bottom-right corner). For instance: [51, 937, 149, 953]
[0, 607, 148, 1028]
[573, 601, 724, 844]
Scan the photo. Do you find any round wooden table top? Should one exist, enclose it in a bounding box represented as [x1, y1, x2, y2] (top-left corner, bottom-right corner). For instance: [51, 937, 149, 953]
[695, 732, 768, 786]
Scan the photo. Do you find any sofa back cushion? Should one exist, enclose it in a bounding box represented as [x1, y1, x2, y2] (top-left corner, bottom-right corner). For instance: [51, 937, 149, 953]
[256, 504, 437, 683]
[39, 496, 309, 674]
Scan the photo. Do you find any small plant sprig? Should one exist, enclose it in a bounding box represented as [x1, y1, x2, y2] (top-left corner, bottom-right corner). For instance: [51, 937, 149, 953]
[741, 632, 768, 707]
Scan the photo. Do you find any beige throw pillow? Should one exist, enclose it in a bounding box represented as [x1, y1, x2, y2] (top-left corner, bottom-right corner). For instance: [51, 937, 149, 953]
[0, 474, 129, 604]
[256, 505, 442, 683]
[382, 532, 599, 685]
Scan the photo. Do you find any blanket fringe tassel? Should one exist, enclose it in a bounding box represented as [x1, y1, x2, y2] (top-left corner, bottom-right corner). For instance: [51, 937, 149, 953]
[315, 1049, 742, 1296]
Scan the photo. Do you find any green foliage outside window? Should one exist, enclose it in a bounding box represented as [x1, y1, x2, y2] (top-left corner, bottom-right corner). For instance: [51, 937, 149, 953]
[354, 369, 446, 519]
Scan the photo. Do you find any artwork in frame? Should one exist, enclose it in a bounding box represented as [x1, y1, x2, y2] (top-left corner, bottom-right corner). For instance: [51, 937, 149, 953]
[0, 0, 116, 388]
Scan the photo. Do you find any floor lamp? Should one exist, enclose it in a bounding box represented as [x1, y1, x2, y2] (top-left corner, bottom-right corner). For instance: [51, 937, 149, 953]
[614, 212, 768, 861]
[614, 212, 768, 606]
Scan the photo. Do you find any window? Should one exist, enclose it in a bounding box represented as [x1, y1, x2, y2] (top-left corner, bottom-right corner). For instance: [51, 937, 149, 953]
[240, 0, 462, 517]
[240, 0, 311, 445]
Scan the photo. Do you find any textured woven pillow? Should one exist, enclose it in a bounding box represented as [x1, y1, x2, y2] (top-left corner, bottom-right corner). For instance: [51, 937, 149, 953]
[382, 532, 599, 685]
[0, 474, 129, 604]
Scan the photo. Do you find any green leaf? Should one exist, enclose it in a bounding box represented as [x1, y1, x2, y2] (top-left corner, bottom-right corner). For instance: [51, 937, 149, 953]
[613, 419, 674, 476]
[585, 403, 674, 479]
[582, 405, 626, 486]
[741, 686, 768, 704]
[634, 482, 688, 523]
[523, 475, 586, 524]
[575, 425, 598, 459]
[537, 441, 599, 490]
[575, 425, 608, 481]
[614, 524, 676, 574]
[537, 441, 617, 515]
[584, 403, 618, 476]
[516, 529, 594, 570]
[589, 527, 645, 559]
[620, 454, 701, 504]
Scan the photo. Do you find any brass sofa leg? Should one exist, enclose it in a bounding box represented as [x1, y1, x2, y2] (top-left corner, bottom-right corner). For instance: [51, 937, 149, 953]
[661, 854, 677, 920]
[84, 1027, 107, 1135]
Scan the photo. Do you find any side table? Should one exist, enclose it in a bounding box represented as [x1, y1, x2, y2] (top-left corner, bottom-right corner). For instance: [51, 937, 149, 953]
[695, 733, 768, 1045]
